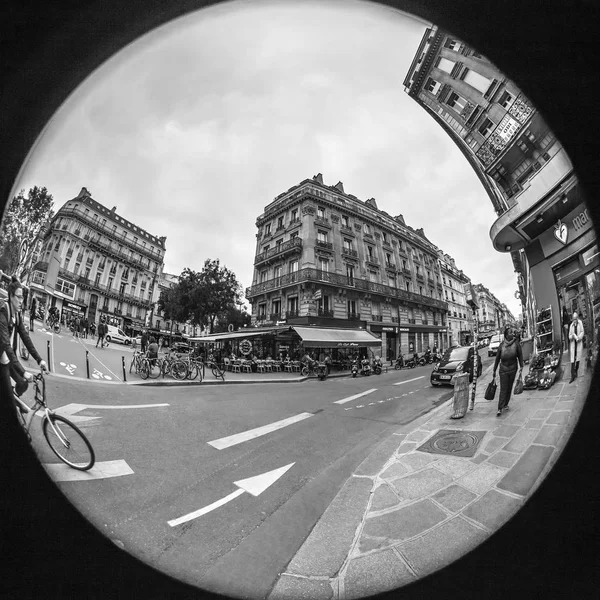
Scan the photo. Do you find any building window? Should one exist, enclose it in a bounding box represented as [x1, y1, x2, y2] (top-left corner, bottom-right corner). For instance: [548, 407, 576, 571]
[274, 265, 282, 279]
[346, 264, 355, 284]
[319, 258, 329, 273]
[265, 223, 271, 235]
[425, 77, 442, 95]
[262, 245, 270, 254]
[385, 252, 393, 267]
[347, 299, 357, 316]
[446, 91, 467, 112]
[289, 260, 298, 274]
[272, 299, 281, 316]
[444, 38, 462, 52]
[291, 208, 298, 222]
[55, 278, 75, 298]
[287, 296, 298, 313]
[341, 215, 349, 227]
[317, 206, 325, 219]
[277, 216, 284, 230]
[369, 270, 377, 283]
[258, 303, 267, 319]
[317, 230, 328, 243]
[367, 245, 374, 259]
[405, 282, 410, 292]
[343, 238, 353, 252]
[478, 117, 494, 137]
[259, 270, 268, 283]
[498, 90, 513, 108]
[363, 223, 371, 235]
[388, 274, 395, 287]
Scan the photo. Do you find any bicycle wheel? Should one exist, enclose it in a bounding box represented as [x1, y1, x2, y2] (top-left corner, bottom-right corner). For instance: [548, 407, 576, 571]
[139, 358, 150, 380]
[148, 359, 161, 379]
[43, 414, 95, 470]
[301, 366, 309, 377]
[171, 360, 188, 380]
[187, 363, 199, 380]
[129, 355, 137, 373]
[211, 366, 224, 380]
[54, 322, 61, 334]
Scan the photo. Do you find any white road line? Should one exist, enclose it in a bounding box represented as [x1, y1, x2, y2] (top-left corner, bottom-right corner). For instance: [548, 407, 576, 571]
[44, 459, 134, 482]
[207, 413, 313, 450]
[76, 403, 170, 410]
[334, 388, 377, 405]
[393, 376, 425, 386]
[169, 489, 245, 526]
[77, 338, 122, 381]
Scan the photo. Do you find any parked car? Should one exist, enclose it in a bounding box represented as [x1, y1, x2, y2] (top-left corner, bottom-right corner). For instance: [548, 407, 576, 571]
[430, 345, 482, 386]
[488, 333, 503, 357]
[104, 324, 132, 345]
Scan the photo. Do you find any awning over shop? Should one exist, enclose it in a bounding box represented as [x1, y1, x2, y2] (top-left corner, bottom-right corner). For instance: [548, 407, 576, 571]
[189, 329, 280, 343]
[291, 326, 381, 348]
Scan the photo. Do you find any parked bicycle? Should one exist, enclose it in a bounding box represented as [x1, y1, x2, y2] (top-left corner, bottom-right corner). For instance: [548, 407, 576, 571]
[129, 348, 145, 374]
[14, 369, 95, 470]
[160, 352, 189, 381]
[205, 359, 225, 381]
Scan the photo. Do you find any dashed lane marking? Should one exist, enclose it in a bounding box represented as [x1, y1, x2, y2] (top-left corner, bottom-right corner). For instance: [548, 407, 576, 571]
[207, 413, 314, 450]
[393, 376, 425, 386]
[44, 459, 134, 482]
[333, 388, 377, 405]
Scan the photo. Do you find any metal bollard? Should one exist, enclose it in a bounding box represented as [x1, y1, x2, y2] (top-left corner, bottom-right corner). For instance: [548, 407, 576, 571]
[122, 356, 127, 382]
[86, 350, 90, 379]
[47, 340, 51, 372]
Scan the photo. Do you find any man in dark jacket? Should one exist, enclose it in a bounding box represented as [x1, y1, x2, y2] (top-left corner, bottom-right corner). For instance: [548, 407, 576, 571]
[0, 277, 47, 398]
[141, 330, 149, 354]
[95, 318, 105, 348]
[29, 296, 37, 331]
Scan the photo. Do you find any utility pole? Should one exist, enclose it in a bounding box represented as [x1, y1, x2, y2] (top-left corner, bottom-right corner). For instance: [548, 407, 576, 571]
[464, 283, 480, 411]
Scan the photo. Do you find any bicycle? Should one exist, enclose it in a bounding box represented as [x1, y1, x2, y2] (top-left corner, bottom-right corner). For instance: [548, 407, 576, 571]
[139, 354, 165, 380]
[14, 369, 95, 471]
[129, 348, 144, 374]
[45, 313, 61, 334]
[161, 352, 189, 380]
[205, 359, 225, 381]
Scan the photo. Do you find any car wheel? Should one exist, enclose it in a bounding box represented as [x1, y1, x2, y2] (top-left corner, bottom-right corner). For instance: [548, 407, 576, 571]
[125, 339, 131, 345]
[105, 335, 111, 343]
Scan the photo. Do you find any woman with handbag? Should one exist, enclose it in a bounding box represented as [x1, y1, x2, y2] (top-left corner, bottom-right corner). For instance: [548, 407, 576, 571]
[568, 311, 585, 383]
[492, 326, 524, 416]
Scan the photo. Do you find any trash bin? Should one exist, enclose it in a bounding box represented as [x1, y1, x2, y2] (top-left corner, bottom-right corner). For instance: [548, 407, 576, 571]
[450, 372, 470, 419]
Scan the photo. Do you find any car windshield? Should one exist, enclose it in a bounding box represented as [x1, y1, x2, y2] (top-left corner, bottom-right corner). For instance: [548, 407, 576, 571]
[444, 347, 470, 361]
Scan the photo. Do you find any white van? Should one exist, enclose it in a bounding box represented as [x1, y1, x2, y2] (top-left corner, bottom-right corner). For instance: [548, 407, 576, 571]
[488, 333, 503, 357]
[104, 324, 132, 345]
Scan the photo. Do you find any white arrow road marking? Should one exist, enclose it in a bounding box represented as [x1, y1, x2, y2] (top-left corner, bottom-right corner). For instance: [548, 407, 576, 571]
[393, 376, 425, 386]
[208, 414, 312, 450]
[168, 463, 295, 527]
[44, 459, 134, 482]
[333, 388, 377, 405]
[55, 403, 170, 423]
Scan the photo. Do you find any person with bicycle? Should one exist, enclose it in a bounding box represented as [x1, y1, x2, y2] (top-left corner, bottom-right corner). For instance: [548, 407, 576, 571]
[0, 276, 48, 402]
[147, 336, 159, 368]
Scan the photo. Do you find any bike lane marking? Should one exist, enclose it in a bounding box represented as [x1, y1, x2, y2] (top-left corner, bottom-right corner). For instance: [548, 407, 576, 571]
[393, 376, 425, 386]
[43, 459, 134, 482]
[333, 388, 378, 405]
[76, 337, 122, 382]
[207, 413, 314, 450]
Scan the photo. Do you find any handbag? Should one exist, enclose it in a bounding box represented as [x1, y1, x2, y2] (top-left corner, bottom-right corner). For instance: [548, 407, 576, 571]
[484, 378, 497, 401]
[514, 373, 524, 395]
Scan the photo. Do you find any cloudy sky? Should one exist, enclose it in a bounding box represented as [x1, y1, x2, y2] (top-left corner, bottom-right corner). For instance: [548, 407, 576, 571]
[12, 0, 521, 316]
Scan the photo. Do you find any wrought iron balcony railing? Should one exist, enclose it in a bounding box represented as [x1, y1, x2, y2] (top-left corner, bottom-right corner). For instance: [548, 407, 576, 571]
[245, 267, 448, 311]
[318, 309, 334, 318]
[286, 310, 299, 319]
[347, 312, 361, 321]
[371, 315, 383, 322]
[254, 237, 303, 265]
[342, 247, 358, 257]
[315, 240, 333, 250]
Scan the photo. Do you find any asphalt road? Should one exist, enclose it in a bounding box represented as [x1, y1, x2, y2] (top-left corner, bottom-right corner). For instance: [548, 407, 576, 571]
[23, 325, 494, 598]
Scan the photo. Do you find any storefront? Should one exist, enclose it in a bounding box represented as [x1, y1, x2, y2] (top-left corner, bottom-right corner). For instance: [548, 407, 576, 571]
[60, 299, 87, 325]
[525, 202, 597, 358]
[291, 326, 382, 361]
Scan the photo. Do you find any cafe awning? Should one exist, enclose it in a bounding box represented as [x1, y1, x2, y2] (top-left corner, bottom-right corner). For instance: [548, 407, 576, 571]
[291, 326, 382, 348]
[189, 329, 280, 343]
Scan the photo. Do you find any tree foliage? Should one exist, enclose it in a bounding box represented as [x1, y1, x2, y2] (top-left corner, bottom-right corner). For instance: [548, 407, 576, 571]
[161, 259, 244, 334]
[0, 186, 54, 275]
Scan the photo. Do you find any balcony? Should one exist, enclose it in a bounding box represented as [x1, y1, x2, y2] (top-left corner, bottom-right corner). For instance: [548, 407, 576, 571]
[384, 262, 396, 271]
[51, 206, 162, 260]
[437, 283, 443, 292]
[340, 224, 353, 233]
[427, 278, 435, 287]
[286, 310, 299, 319]
[245, 267, 449, 311]
[365, 255, 379, 265]
[416, 273, 425, 283]
[371, 315, 383, 322]
[315, 240, 333, 250]
[287, 218, 301, 229]
[348, 312, 361, 321]
[408, 318, 416, 324]
[318, 309, 334, 318]
[314, 216, 330, 227]
[342, 247, 358, 258]
[89, 235, 150, 271]
[254, 237, 302, 265]
[402, 268, 412, 277]
[269, 312, 282, 321]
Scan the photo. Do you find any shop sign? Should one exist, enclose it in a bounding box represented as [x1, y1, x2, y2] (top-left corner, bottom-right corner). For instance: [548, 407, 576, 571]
[398, 327, 410, 332]
[381, 327, 396, 333]
[539, 204, 594, 257]
[64, 301, 85, 311]
[495, 114, 521, 143]
[336, 342, 359, 347]
[239, 339, 253, 355]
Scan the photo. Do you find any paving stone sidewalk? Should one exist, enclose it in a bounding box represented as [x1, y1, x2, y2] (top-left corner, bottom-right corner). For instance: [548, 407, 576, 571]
[269, 359, 592, 600]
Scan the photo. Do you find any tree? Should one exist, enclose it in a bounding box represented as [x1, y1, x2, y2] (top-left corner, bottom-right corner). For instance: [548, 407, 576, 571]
[177, 260, 243, 334]
[156, 285, 188, 341]
[0, 186, 54, 275]
[213, 304, 252, 333]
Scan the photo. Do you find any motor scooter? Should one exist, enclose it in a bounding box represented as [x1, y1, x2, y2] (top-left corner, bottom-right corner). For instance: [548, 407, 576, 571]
[394, 354, 405, 370]
[360, 358, 371, 376]
[316, 362, 327, 381]
[372, 356, 383, 375]
[403, 354, 417, 369]
[351, 359, 359, 378]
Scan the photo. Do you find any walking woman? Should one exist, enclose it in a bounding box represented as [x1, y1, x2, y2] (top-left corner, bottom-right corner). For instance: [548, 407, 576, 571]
[492, 326, 524, 416]
[568, 311, 585, 383]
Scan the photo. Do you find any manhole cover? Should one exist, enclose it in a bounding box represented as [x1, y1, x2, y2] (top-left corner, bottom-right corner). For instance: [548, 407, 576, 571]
[417, 429, 487, 458]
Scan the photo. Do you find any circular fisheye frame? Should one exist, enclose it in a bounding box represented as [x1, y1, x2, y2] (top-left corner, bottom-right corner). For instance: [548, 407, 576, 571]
[1, 1, 598, 599]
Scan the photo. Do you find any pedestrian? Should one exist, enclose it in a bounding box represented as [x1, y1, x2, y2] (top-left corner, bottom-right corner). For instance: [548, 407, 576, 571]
[492, 326, 524, 416]
[158, 336, 163, 352]
[95, 319, 105, 348]
[29, 296, 37, 331]
[141, 329, 148, 354]
[568, 311, 585, 383]
[90, 321, 96, 337]
[562, 304, 571, 352]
